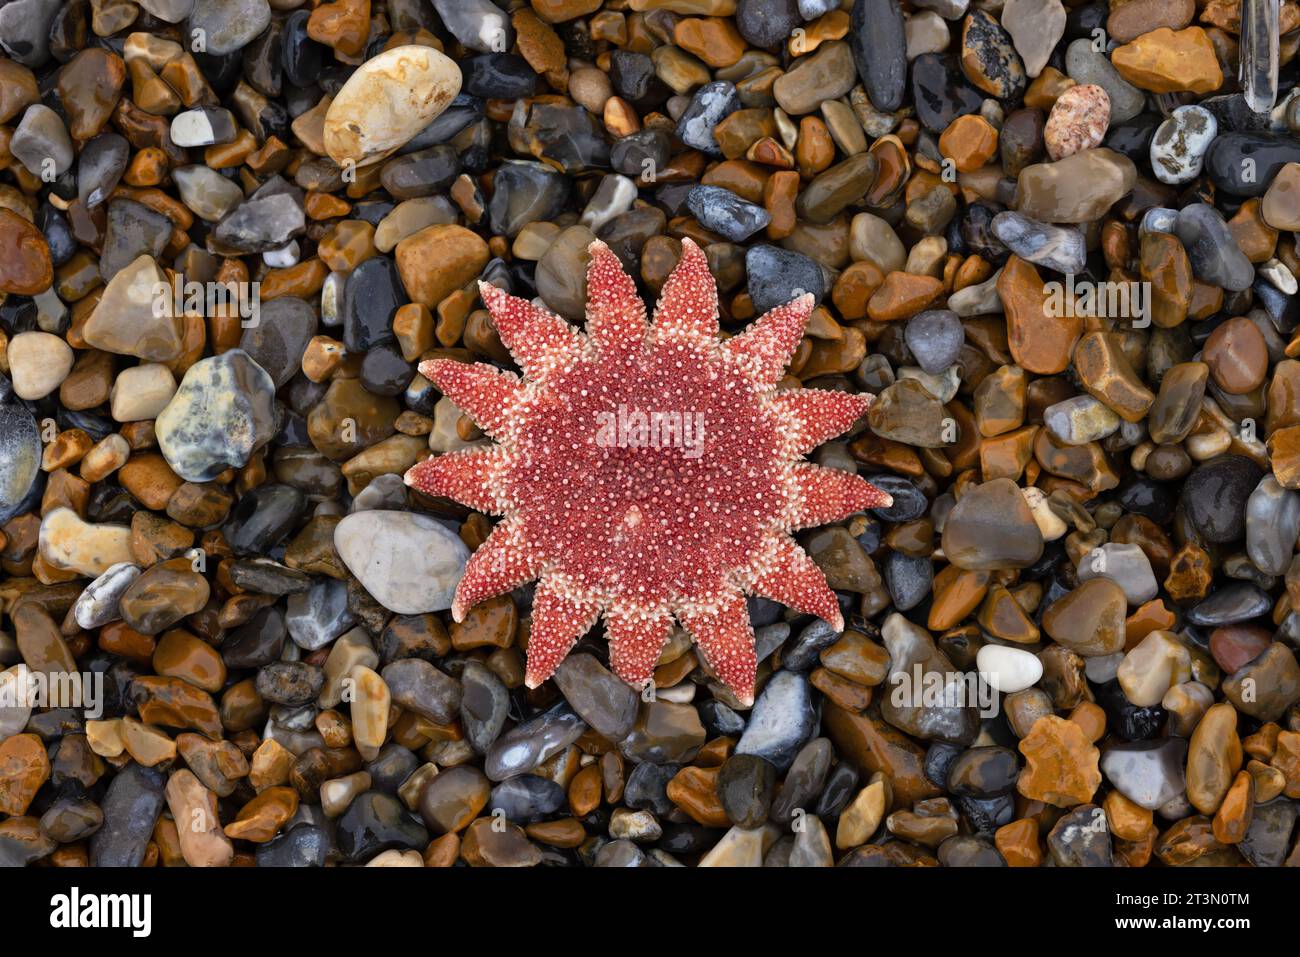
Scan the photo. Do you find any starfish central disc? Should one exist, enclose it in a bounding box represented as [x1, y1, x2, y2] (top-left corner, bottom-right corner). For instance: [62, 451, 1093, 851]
[510, 341, 784, 602]
[404, 238, 892, 705]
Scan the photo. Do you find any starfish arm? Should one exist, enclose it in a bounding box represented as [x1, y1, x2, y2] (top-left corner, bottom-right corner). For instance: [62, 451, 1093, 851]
[768, 388, 872, 455]
[676, 590, 757, 707]
[749, 535, 844, 630]
[417, 359, 523, 440]
[404, 446, 512, 514]
[722, 294, 814, 389]
[524, 576, 600, 688]
[604, 605, 674, 689]
[478, 281, 585, 381]
[650, 238, 720, 346]
[585, 240, 648, 355]
[785, 462, 894, 530]
[451, 518, 540, 620]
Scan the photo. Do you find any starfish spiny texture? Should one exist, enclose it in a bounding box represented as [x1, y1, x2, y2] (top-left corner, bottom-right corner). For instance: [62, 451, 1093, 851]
[404, 238, 891, 705]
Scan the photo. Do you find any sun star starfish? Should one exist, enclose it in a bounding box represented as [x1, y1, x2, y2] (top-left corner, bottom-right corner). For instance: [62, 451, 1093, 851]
[404, 238, 891, 705]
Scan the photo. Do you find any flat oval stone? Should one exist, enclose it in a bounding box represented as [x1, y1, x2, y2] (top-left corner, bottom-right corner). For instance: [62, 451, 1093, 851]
[1180, 455, 1264, 543]
[1186, 582, 1272, 626]
[187, 0, 271, 55]
[1206, 131, 1300, 198]
[1014, 148, 1136, 223]
[975, 644, 1042, 693]
[1042, 577, 1127, 656]
[334, 510, 471, 614]
[849, 0, 907, 112]
[1150, 105, 1217, 185]
[1100, 738, 1187, 810]
[1044, 83, 1109, 160]
[324, 45, 462, 166]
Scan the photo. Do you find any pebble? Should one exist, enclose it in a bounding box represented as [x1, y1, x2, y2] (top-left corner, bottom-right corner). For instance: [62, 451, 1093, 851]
[1000, 0, 1064, 78]
[155, 349, 278, 483]
[735, 671, 816, 769]
[990, 212, 1085, 274]
[1077, 543, 1158, 606]
[1064, 38, 1145, 124]
[333, 510, 469, 614]
[745, 244, 825, 314]
[38, 507, 133, 578]
[942, 478, 1044, 570]
[676, 80, 742, 155]
[1150, 106, 1217, 185]
[1181, 456, 1264, 543]
[959, 10, 1025, 101]
[976, 645, 1042, 693]
[686, 185, 771, 241]
[1043, 84, 1109, 160]
[82, 255, 185, 362]
[1247, 475, 1300, 576]
[73, 563, 141, 629]
[553, 653, 640, 741]
[849, 0, 907, 112]
[11, 105, 73, 178]
[486, 703, 587, 781]
[1173, 203, 1255, 292]
[1016, 714, 1101, 807]
[7, 331, 73, 400]
[1014, 148, 1136, 223]
[187, 0, 271, 55]
[903, 309, 964, 374]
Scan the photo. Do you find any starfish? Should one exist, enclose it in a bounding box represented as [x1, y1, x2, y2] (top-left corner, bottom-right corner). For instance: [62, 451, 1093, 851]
[404, 238, 891, 705]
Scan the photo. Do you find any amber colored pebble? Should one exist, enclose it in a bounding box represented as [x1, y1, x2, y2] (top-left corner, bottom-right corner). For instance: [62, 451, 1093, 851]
[866, 271, 943, 321]
[1125, 599, 1176, 649]
[1104, 790, 1153, 841]
[666, 766, 729, 827]
[1203, 315, 1268, 395]
[224, 786, 299, 842]
[993, 818, 1041, 866]
[568, 763, 602, 816]
[1211, 770, 1254, 844]
[999, 256, 1080, 375]
[927, 565, 990, 631]
[1068, 702, 1107, 743]
[938, 115, 999, 172]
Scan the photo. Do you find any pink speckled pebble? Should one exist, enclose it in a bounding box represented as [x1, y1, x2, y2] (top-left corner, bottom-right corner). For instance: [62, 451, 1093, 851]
[1044, 83, 1111, 160]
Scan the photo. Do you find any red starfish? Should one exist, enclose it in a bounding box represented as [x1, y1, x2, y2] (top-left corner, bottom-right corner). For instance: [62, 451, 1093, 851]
[405, 238, 891, 705]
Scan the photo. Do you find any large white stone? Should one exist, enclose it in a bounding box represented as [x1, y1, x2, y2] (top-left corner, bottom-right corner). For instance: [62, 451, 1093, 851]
[7, 331, 73, 400]
[333, 510, 470, 614]
[323, 45, 462, 167]
[976, 644, 1043, 694]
